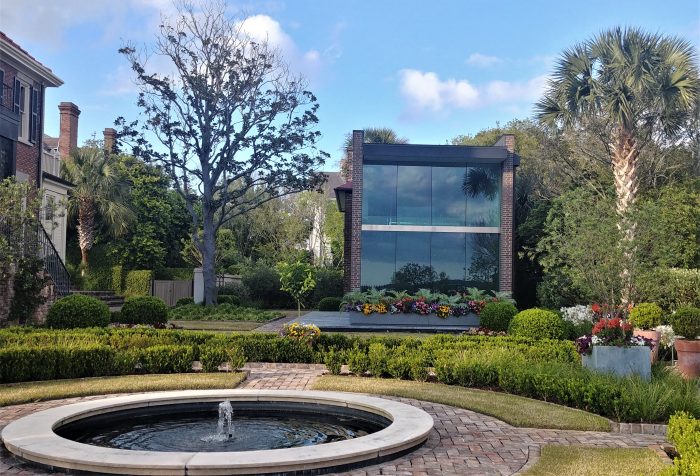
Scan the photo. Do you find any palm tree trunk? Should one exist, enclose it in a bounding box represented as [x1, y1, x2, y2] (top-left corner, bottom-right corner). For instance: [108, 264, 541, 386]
[611, 130, 640, 305]
[77, 198, 95, 269]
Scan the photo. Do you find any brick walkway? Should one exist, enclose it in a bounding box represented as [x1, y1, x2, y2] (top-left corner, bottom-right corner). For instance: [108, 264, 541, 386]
[0, 365, 668, 476]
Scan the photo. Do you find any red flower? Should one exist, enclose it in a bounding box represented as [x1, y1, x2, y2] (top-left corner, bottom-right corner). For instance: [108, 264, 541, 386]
[591, 303, 601, 314]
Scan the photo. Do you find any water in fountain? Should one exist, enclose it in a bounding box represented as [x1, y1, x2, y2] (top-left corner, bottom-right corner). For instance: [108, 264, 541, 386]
[201, 400, 233, 442]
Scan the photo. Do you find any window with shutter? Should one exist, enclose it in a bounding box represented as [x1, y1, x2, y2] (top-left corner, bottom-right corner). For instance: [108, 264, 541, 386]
[29, 87, 39, 142]
[13, 78, 21, 113]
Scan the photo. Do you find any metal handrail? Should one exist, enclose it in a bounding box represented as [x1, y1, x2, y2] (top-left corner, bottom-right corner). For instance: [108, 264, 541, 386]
[36, 223, 71, 296]
[0, 220, 71, 296]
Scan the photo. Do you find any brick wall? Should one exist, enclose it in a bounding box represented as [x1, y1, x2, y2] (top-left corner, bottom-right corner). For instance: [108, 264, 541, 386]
[349, 130, 364, 291]
[497, 134, 515, 292]
[342, 194, 353, 292]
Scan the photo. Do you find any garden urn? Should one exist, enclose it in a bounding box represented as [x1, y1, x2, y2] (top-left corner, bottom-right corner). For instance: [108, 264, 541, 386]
[674, 338, 700, 379]
[633, 329, 660, 362]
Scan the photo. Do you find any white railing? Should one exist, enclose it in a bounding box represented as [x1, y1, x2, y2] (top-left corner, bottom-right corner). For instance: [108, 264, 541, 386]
[42, 152, 61, 176]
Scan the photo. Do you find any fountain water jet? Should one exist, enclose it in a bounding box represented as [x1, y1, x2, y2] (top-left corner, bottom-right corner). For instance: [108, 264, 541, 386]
[218, 400, 233, 439]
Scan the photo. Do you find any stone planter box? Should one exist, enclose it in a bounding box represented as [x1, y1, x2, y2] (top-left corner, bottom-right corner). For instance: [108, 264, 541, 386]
[582, 345, 651, 380]
[348, 311, 479, 328]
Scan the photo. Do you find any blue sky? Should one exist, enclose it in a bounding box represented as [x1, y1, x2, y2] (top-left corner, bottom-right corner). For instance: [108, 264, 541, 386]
[1, 0, 698, 170]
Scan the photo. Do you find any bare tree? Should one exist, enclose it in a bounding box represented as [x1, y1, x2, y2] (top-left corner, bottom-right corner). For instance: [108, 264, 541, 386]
[116, 1, 327, 304]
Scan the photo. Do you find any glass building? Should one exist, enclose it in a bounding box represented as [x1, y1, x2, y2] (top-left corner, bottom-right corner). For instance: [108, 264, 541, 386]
[335, 131, 518, 294]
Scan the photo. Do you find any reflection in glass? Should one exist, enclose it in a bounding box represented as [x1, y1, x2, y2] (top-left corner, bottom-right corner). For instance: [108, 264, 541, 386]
[431, 233, 466, 293]
[464, 165, 501, 227]
[466, 233, 499, 290]
[396, 166, 431, 225]
[432, 166, 466, 226]
[362, 164, 397, 225]
[360, 231, 395, 290]
[0, 136, 12, 179]
[393, 232, 432, 292]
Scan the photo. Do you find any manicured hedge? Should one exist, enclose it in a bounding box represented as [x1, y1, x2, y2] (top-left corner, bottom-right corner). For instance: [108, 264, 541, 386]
[479, 301, 518, 332]
[509, 308, 566, 340]
[46, 295, 110, 329]
[318, 297, 342, 311]
[124, 270, 153, 297]
[664, 412, 700, 475]
[119, 296, 169, 325]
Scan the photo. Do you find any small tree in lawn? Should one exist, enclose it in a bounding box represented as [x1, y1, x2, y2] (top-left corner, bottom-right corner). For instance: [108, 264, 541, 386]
[116, 0, 327, 305]
[278, 261, 315, 317]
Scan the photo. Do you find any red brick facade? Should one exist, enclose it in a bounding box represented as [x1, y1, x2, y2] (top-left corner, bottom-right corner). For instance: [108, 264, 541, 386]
[496, 134, 515, 293]
[349, 130, 364, 291]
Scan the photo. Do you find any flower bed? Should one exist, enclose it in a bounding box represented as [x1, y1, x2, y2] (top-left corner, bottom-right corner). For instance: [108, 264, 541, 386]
[342, 288, 512, 319]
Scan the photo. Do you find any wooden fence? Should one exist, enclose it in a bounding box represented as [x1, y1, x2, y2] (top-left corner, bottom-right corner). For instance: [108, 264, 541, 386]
[152, 280, 193, 307]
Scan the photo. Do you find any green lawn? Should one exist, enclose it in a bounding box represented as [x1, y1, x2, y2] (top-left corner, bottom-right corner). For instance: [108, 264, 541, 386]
[171, 320, 264, 331]
[312, 375, 611, 431]
[523, 446, 667, 475]
[0, 373, 246, 407]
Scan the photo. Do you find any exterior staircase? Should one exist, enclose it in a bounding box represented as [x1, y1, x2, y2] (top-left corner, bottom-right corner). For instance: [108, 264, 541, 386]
[70, 290, 125, 312]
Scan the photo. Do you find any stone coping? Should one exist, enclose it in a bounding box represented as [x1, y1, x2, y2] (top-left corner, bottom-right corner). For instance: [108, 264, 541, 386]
[1, 389, 434, 475]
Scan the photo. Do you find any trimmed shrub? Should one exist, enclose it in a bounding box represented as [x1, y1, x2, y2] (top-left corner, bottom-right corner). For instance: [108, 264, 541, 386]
[312, 268, 343, 305]
[668, 306, 700, 339]
[508, 308, 566, 340]
[200, 346, 247, 372]
[479, 301, 518, 332]
[367, 343, 388, 377]
[46, 295, 110, 329]
[217, 295, 240, 306]
[664, 412, 700, 475]
[0, 345, 116, 383]
[323, 348, 343, 375]
[111, 265, 124, 295]
[139, 345, 194, 373]
[175, 297, 194, 307]
[217, 282, 250, 303]
[120, 296, 169, 325]
[124, 270, 153, 297]
[318, 297, 342, 311]
[346, 346, 369, 375]
[629, 303, 664, 330]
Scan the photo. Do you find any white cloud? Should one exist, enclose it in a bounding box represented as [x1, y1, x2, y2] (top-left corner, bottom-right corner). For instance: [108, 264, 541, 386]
[399, 70, 479, 114]
[466, 53, 502, 68]
[398, 69, 548, 118]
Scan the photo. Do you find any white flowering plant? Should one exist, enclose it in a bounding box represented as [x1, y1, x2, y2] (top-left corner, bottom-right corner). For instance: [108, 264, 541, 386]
[560, 305, 594, 325]
[655, 325, 675, 348]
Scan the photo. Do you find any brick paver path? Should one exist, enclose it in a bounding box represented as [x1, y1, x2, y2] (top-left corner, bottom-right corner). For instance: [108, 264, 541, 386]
[0, 364, 668, 475]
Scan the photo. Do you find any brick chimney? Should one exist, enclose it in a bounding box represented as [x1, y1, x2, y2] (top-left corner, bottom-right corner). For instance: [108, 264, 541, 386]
[58, 102, 80, 161]
[494, 134, 515, 153]
[103, 128, 117, 153]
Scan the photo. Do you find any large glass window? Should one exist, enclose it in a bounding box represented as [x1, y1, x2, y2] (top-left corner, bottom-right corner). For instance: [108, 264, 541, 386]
[432, 165, 467, 226]
[393, 232, 432, 292]
[431, 233, 466, 293]
[360, 231, 395, 290]
[396, 165, 431, 225]
[0, 136, 12, 179]
[465, 165, 501, 227]
[362, 164, 396, 225]
[466, 233, 499, 290]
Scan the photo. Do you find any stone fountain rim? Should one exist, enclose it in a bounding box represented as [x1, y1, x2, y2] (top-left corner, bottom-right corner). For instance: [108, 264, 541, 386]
[1, 389, 434, 475]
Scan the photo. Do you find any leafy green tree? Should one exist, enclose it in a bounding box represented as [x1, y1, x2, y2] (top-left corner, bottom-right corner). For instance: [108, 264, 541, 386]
[110, 155, 190, 270]
[61, 147, 133, 267]
[277, 261, 316, 317]
[118, 2, 327, 305]
[535, 27, 699, 301]
[0, 179, 46, 324]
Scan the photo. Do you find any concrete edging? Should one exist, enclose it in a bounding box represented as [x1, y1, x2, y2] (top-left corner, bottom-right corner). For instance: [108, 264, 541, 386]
[1, 389, 434, 475]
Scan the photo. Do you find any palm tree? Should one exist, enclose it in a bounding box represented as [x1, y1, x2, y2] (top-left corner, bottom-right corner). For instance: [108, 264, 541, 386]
[62, 147, 133, 267]
[535, 27, 699, 301]
[340, 127, 408, 180]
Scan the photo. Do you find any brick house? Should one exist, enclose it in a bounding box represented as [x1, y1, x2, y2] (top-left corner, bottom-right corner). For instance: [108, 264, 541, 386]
[335, 130, 518, 294]
[0, 32, 73, 309]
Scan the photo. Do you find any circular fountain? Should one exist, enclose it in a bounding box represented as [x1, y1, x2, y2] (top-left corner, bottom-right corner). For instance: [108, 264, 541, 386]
[2, 390, 434, 475]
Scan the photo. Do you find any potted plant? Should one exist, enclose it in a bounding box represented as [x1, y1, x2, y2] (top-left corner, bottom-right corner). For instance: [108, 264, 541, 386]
[628, 303, 663, 362]
[668, 306, 700, 378]
[576, 317, 653, 380]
